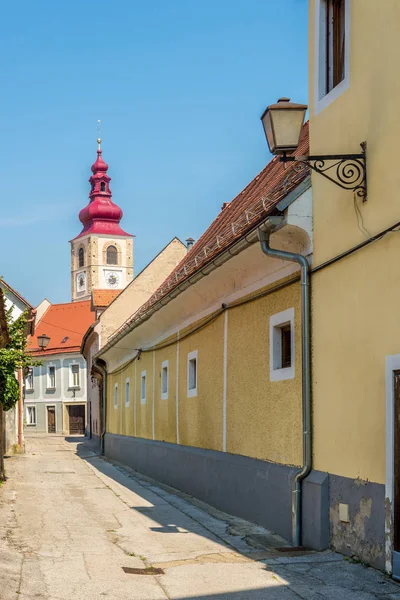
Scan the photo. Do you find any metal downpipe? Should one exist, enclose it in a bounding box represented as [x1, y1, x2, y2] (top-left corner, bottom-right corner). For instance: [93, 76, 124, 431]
[259, 225, 311, 547]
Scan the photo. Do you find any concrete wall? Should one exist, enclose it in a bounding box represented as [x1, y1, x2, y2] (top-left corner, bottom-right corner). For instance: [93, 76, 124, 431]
[105, 433, 300, 542]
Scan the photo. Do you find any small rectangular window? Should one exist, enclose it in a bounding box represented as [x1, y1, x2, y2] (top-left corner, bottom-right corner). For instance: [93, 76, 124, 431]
[25, 369, 34, 391]
[161, 360, 168, 400]
[71, 364, 80, 388]
[47, 366, 56, 389]
[141, 371, 146, 404]
[187, 351, 198, 397]
[270, 308, 295, 382]
[125, 378, 130, 407]
[325, 0, 345, 95]
[114, 383, 118, 409]
[26, 405, 36, 425]
[280, 325, 292, 369]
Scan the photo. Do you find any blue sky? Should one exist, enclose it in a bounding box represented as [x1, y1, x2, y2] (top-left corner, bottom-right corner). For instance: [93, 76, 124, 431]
[0, 0, 308, 306]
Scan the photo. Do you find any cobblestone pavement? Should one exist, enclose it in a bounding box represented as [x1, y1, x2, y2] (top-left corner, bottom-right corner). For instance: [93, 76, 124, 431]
[1, 434, 400, 600]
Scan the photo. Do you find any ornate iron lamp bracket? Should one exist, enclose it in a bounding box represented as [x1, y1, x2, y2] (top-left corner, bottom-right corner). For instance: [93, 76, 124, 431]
[282, 142, 367, 202]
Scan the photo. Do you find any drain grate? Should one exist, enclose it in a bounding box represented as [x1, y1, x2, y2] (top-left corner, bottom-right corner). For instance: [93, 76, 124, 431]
[122, 567, 164, 575]
[275, 546, 311, 552]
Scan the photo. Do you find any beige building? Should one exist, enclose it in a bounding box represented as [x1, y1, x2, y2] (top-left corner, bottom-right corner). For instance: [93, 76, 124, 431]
[82, 237, 187, 445]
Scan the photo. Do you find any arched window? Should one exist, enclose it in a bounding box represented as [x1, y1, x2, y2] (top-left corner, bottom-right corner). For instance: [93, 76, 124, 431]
[78, 247, 84, 268]
[100, 182, 106, 192]
[106, 245, 118, 265]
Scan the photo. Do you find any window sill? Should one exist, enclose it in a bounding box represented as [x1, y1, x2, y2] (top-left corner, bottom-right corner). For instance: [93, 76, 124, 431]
[187, 388, 198, 398]
[46, 387, 56, 392]
[25, 388, 34, 393]
[270, 366, 295, 382]
[68, 386, 81, 391]
[140, 398, 146, 405]
[26, 423, 36, 426]
[161, 393, 168, 401]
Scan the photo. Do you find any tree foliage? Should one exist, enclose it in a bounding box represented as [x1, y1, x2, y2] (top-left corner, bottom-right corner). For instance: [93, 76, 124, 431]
[0, 306, 40, 411]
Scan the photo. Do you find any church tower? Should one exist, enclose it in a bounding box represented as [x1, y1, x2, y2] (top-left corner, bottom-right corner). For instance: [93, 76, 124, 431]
[70, 138, 134, 302]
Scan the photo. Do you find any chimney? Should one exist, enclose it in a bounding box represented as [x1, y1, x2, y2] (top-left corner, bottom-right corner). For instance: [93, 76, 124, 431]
[186, 237, 195, 252]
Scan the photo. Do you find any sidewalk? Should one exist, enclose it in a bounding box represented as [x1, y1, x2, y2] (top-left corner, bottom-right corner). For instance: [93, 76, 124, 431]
[0, 435, 399, 599]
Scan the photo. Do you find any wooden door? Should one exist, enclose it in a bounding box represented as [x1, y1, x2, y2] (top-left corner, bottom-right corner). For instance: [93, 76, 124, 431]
[68, 405, 85, 435]
[47, 407, 56, 434]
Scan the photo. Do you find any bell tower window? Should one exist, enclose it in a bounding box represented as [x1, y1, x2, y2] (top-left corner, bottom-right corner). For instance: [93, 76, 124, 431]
[100, 182, 106, 192]
[106, 245, 118, 265]
[78, 247, 84, 268]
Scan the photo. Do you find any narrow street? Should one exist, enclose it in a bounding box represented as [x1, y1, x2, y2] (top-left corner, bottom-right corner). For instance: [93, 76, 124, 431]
[1, 436, 399, 600]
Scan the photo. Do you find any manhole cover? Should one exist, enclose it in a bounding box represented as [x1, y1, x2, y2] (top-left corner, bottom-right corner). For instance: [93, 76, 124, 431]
[275, 546, 311, 552]
[122, 567, 164, 575]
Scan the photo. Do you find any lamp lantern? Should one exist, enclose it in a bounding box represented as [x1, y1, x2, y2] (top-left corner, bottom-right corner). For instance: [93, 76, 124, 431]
[260, 97, 307, 156]
[37, 333, 50, 351]
[260, 97, 367, 201]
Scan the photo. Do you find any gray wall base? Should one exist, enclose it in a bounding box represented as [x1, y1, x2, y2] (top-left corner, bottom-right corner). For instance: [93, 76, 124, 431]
[329, 474, 385, 570]
[302, 470, 329, 550]
[105, 433, 327, 546]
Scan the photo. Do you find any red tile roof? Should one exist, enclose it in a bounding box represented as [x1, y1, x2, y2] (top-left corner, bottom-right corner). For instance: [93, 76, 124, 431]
[28, 300, 95, 356]
[92, 289, 121, 309]
[107, 123, 310, 346]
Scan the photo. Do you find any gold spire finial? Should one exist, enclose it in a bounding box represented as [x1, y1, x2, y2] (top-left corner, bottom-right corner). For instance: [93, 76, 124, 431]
[97, 120, 101, 150]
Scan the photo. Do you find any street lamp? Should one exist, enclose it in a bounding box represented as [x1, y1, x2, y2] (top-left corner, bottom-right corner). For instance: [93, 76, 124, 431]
[260, 98, 367, 201]
[37, 334, 50, 351]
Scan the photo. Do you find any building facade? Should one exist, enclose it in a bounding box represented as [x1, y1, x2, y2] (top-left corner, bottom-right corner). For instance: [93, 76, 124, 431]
[70, 139, 134, 302]
[26, 300, 94, 434]
[0, 279, 35, 453]
[95, 127, 315, 546]
[308, 0, 400, 573]
[81, 237, 187, 445]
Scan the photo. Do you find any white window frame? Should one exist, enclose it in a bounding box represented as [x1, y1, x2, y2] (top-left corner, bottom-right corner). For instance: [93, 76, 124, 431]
[25, 368, 34, 392]
[125, 377, 130, 407]
[270, 308, 295, 382]
[47, 364, 56, 390]
[26, 405, 36, 426]
[141, 371, 147, 404]
[69, 363, 80, 389]
[187, 350, 198, 398]
[114, 383, 118, 409]
[314, 0, 350, 115]
[161, 360, 169, 400]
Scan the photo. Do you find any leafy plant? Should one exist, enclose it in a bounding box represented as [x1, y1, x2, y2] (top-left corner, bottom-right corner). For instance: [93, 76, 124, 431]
[0, 299, 41, 411]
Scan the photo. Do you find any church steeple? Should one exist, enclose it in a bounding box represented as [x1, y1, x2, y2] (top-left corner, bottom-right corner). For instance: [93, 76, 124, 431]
[75, 139, 131, 239]
[69, 137, 134, 302]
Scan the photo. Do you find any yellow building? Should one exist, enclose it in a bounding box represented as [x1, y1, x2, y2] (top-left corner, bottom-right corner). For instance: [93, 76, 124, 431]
[96, 126, 314, 545]
[307, 0, 400, 573]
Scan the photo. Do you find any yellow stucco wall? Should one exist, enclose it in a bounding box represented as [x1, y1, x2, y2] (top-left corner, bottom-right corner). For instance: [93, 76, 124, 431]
[154, 344, 177, 444]
[227, 283, 302, 466]
[178, 316, 224, 452]
[105, 279, 302, 467]
[309, 0, 400, 483]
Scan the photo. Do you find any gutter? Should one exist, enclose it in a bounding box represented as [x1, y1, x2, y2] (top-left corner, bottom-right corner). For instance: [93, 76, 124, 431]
[96, 179, 311, 360]
[93, 359, 107, 455]
[258, 216, 311, 548]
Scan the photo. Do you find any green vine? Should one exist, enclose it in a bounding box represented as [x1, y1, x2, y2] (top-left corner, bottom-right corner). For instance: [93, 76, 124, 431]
[0, 300, 41, 411]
